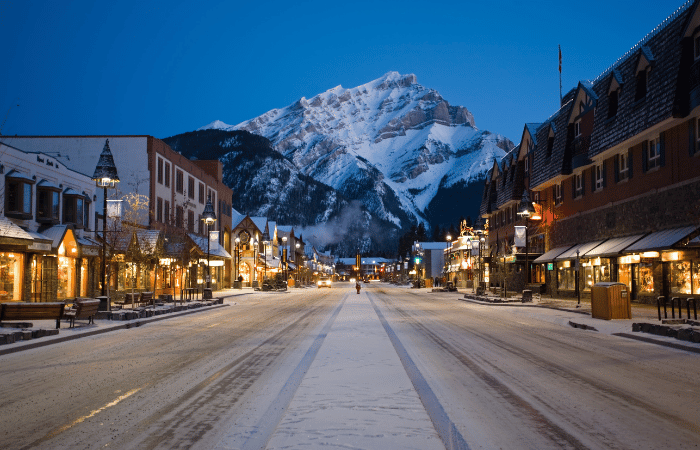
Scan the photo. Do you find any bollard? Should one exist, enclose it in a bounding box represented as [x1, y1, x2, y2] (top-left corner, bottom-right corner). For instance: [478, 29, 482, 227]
[657, 296, 666, 320]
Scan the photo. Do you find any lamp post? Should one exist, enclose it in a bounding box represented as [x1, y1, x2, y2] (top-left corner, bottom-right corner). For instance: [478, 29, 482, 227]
[474, 218, 486, 293]
[262, 240, 269, 282]
[92, 139, 119, 310]
[295, 242, 300, 287]
[517, 191, 540, 288]
[234, 237, 240, 286]
[252, 238, 257, 288]
[282, 236, 288, 283]
[201, 195, 216, 298]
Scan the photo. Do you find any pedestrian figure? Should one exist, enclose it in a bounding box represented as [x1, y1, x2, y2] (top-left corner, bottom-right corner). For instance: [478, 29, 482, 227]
[356, 282, 361, 294]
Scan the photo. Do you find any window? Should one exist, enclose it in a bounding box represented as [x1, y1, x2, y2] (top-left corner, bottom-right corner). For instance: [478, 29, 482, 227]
[574, 174, 583, 198]
[63, 190, 85, 228]
[164, 162, 170, 187]
[188, 210, 194, 233]
[635, 69, 648, 101]
[507, 207, 512, 224]
[546, 136, 554, 158]
[36, 181, 60, 223]
[554, 183, 562, 205]
[164, 201, 170, 225]
[176, 206, 184, 228]
[608, 90, 619, 118]
[83, 195, 91, 230]
[199, 183, 205, 204]
[198, 215, 203, 235]
[157, 157, 163, 184]
[5, 172, 34, 219]
[595, 163, 605, 191]
[188, 176, 195, 199]
[618, 152, 629, 181]
[574, 120, 581, 137]
[176, 170, 183, 194]
[647, 137, 661, 170]
[156, 197, 163, 223]
[524, 156, 529, 174]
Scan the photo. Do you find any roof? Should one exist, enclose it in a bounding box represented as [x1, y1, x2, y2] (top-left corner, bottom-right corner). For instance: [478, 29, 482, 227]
[623, 226, 698, 253]
[188, 234, 232, 259]
[231, 210, 247, 228]
[5, 169, 33, 182]
[0, 216, 34, 241]
[134, 230, 161, 254]
[583, 234, 646, 257]
[38, 224, 69, 249]
[250, 217, 268, 235]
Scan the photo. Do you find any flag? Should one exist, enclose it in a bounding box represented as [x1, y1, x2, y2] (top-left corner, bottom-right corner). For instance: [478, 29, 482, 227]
[558, 45, 562, 74]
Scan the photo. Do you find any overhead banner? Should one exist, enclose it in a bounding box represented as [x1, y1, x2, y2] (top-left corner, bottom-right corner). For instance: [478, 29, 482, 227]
[514, 226, 526, 248]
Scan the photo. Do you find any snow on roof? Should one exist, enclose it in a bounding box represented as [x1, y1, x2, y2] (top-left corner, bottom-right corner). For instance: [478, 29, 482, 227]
[250, 216, 268, 234]
[0, 216, 34, 241]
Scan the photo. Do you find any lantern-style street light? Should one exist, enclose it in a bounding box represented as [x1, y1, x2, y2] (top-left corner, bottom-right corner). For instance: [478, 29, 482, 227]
[92, 139, 119, 308]
[262, 239, 269, 282]
[282, 236, 288, 282]
[517, 190, 540, 286]
[295, 242, 300, 287]
[201, 195, 216, 298]
[234, 237, 241, 286]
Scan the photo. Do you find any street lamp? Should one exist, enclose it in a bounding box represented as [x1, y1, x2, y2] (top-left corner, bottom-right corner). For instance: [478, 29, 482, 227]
[474, 218, 486, 293]
[251, 238, 257, 288]
[234, 237, 240, 285]
[295, 242, 300, 287]
[282, 236, 288, 283]
[262, 239, 269, 282]
[201, 195, 216, 298]
[92, 139, 119, 309]
[517, 190, 539, 287]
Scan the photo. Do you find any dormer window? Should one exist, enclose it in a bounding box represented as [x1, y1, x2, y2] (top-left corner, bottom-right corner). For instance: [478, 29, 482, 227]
[546, 128, 555, 158]
[608, 90, 619, 118]
[635, 49, 652, 102]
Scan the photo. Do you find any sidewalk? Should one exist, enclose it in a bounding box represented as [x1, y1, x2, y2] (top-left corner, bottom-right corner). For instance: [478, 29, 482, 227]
[0, 288, 247, 355]
[453, 288, 700, 353]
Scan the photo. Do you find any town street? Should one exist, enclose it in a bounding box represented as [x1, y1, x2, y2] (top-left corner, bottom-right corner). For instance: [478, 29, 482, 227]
[0, 284, 698, 449]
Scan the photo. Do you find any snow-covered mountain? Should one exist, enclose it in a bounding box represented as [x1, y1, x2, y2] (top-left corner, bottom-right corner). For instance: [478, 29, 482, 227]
[200, 72, 512, 235]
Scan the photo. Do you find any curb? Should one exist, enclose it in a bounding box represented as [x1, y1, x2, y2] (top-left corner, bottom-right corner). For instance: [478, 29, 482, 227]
[0, 303, 229, 356]
[458, 296, 591, 315]
[613, 332, 700, 354]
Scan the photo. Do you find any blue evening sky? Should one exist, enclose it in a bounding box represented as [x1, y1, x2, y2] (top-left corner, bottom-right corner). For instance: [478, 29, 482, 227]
[0, 0, 687, 144]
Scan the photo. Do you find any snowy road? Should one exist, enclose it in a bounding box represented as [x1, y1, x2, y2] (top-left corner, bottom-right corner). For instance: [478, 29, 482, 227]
[0, 283, 698, 449]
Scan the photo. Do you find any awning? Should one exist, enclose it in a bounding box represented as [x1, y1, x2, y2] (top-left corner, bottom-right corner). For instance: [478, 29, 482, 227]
[583, 234, 645, 257]
[623, 226, 698, 253]
[555, 240, 607, 261]
[533, 245, 575, 263]
[188, 234, 232, 259]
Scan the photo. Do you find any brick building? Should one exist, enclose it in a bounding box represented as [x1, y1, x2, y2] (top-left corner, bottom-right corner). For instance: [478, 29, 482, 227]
[479, 1, 700, 303]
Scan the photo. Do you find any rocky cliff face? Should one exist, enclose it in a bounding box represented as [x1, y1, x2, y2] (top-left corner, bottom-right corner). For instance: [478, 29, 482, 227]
[194, 72, 513, 254]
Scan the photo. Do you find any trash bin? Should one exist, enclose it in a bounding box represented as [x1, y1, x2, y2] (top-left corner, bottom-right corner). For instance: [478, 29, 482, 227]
[591, 282, 631, 320]
[522, 290, 533, 303]
[233, 281, 242, 289]
[95, 296, 110, 311]
[202, 288, 213, 299]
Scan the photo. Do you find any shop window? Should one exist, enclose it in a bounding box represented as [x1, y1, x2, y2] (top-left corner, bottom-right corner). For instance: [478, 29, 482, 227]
[636, 262, 654, 295]
[5, 171, 34, 219]
[670, 261, 691, 295]
[694, 262, 700, 295]
[557, 263, 575, 290]
[0, 252, 24, 301]
[36, 181, 60, 224]
[63, 190, 85, 228]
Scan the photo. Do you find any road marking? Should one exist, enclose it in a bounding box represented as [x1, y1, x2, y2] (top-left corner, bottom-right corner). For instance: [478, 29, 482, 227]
[368, 293, 471, 450]
[237, 293, 348, 450]
[40, 387, 142, 442]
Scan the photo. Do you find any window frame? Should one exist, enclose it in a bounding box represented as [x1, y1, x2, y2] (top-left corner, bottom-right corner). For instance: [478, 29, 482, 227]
[595, 163, 605, 191]
[157, 157, 163, 184]
[618, 152, 629, 181]
[574, 119, 581, 138]
[574, 174, 583, 198]
[554, 183, 562, 205]
[188, 176, 195, 200]
[5, 174, 34, 220]
[62, 191, 85, 228]
[36, 183, 60, 224]
[156, 197, 163, 223]
[175, 169, 184, 194]
[647, 137, 661, 170]
[164, 162, 170, 188]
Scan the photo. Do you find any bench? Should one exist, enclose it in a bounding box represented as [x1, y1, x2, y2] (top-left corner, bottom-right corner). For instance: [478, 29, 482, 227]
[64, 299, 100, 328]
[139, 292, 154, 307]
[0, 302, 65, 329]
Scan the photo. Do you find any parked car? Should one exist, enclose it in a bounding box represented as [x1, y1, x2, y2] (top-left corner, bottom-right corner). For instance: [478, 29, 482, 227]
[317, 277, 332, 288]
